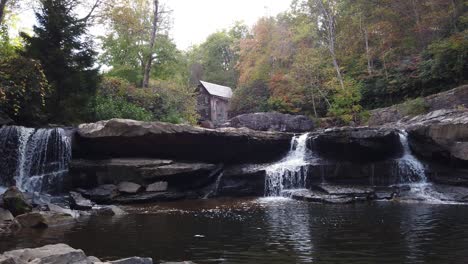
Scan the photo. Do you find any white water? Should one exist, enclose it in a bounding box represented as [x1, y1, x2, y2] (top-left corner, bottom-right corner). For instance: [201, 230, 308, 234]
[265, 133, 311, 197]
[396, 131, 451, 204]
[0, 126, 72, 194]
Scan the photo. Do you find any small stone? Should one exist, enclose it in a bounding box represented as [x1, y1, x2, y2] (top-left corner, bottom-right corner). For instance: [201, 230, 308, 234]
[92, 205, 126, 216]
[118, 182, 142, 194]
[15, 212, 48, 228]
[70, 191, 93, 210]
[146, 182, 168, 192]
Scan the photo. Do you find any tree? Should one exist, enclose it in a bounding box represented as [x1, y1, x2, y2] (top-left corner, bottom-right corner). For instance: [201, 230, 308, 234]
[142, 0, 159, 88]
[22, 0, 99, 122]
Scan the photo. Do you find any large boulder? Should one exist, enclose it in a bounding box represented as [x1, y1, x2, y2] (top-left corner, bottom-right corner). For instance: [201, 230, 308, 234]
[73, 119, 291, 163]
[226, 112, 314, 132]
[369, 85, 468, 126]
[69, 191, 93, 210]
[15, 212, 48, 228]
[406, 109, 468, 164]
[309, 127, 402, 162]
[0, 244, 154, 264]
[0, 208, 14, 222]
[2, 187, 32, 217]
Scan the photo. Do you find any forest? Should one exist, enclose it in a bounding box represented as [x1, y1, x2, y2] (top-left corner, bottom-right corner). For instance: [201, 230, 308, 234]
[0, 0, 467, 126]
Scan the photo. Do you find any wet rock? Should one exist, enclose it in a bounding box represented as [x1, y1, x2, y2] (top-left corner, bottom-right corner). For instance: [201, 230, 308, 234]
[46, 203, 79, 218]
[146, 182, 168, 192]
[160, 262, 196, 264]
[118, 182, 142, 194]
[87, 256, 101, 262]
[70, 191, 93, 210]
[217, 165, 266, 197]
[373, 187, 398, 200]
[74, 119, 291, 163]
[15, 212, 48, 228]
[109, 257, 153, 264]
[0, 208, 14, 222]
[431, 184, 468, 202]
[81, 185, 119, 204]
[310, 127, 402, 162]
[2, 187, 32, 217]
[225, 112, 314, 132]
[113, 192, 186, 204]
[287, 189, 356, 204]
[315, 184, 374, 197]
[92, 205, 126, 216]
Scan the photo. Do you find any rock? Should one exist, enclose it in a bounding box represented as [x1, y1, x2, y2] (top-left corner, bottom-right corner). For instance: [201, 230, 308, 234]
[287, 189, 356, 204]
[310, 127, 402, 162]
[2, 187, 32, 217]
[146, 182, 168, 192]
[73, 119, 291, 163]
[217, 165, 266, 197]
[92, 205, 126, 216]
[87, 256, 102, 263]
[109, 257, 153, 264]
[70, 191, 93, 210]
[369, 85, 468, 126]
[315, 184, 374, 197]
[160, 262, 196, 264]
[225, 112, 314, 132]
[199, 120, 214, 129]
[113, 192, 186, 204]
[406, 109, 468, 163]
[0, 244, 154, 264]
[0, 244, 89, 264]
[15, 212, 48, 228]
[140, 163, 217, 180]
[0, 208, 14, 222]
[81, 185, 119, 204]
[46, 203, 79, 218]
[118, 182, 142, 194]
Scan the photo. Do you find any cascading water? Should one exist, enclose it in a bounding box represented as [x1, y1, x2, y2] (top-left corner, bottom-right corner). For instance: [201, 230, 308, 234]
[0, 126, 72, 194]
[396, 131, 449, 203]
[265, 133, 311, 197]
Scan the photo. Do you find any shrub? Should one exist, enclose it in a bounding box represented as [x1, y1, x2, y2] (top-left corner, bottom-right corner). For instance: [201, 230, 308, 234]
[400, 97, 429, 117]
[0, 56, 51, 124]
[328, 78, 363, 124]
[93, 95, 153, 121]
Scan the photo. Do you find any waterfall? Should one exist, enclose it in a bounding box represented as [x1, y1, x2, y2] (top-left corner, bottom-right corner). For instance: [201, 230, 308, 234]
[396, 131, 449, 203]
[265, 133, 311, 197]
[0, 126, 72, 194]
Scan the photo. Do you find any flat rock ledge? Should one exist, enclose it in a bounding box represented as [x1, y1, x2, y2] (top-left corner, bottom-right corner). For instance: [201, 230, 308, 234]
[0, 244, 194, 264]
[73, 119, 292, 163]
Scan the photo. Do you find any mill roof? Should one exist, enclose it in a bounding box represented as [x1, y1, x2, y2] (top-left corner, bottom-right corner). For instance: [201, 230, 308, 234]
[200, 80, 233, 99]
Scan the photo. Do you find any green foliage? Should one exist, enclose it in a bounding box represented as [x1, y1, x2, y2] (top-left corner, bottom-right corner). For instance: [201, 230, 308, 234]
[400, 98, 430, 117]
[93, 95, 154, 121]
[328, 79, 363, 124]
[0, 56, 51, 124]
[91, 77, 198, 124]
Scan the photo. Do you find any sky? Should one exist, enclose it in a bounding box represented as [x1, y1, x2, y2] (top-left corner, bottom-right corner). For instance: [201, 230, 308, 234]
[16, 0, 292, 51]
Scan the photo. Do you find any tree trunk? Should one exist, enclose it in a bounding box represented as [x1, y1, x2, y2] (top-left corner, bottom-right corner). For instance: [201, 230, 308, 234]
[360, 16, 372, 75]
[315, 0, 345, 90]
[0, 0, 8, 26]
[142, 0, 159, 88]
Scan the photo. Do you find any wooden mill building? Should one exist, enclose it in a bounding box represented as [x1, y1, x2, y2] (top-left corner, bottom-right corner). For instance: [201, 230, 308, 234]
[197, 80, 233, 125]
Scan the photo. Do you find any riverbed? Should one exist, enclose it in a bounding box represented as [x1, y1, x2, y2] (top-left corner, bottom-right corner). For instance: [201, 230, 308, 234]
[1, 198, 468, 264]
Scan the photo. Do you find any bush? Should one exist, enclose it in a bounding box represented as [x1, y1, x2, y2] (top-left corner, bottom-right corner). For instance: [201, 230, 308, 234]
[328, 78, 363, 124]
[93, 95, 153, 121]
[400, 97, 429, 117]
[0, 56, 51, 124]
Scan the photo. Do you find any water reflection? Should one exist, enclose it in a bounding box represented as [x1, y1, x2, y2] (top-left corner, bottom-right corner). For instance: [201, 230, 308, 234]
[1, 199, 468, 264]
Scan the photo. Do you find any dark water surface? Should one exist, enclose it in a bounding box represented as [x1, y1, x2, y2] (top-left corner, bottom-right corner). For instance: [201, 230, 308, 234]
[2, 198, 468, 264]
